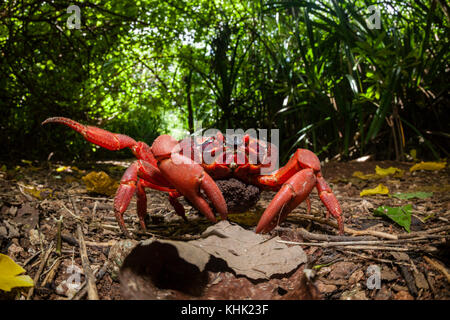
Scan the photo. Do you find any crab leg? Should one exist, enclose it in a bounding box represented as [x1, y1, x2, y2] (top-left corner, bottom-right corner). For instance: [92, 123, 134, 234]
[157, 152, 228, 222]
[168, 191, 188, 221]
[42, 117, 138, 151]
[255, 148, 343, 234]
[255, 168, 316, 233]
[114, 160, 176, 236]
[316, 173, 344, 234]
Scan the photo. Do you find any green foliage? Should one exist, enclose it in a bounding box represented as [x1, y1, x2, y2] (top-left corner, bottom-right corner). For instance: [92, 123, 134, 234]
[374, 204, 413, 232]
[0, 0, 448, 161]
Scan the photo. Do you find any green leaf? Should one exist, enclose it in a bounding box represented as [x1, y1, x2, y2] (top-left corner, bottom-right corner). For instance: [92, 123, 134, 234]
[373, 204, 413, 232]
[392, 192, 433, 200]
[0, 254, 34, 292]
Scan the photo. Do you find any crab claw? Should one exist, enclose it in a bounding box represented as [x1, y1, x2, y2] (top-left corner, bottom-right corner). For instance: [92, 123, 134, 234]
[152, 135, 227, 221]
[42, 117, 138, 151]
[256, 168, 316, 233]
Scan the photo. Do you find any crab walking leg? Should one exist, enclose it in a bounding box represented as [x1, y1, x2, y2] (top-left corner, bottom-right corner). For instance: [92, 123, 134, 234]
[42, 117, 138, 151]
[168, 191, 188, 221]
[114, 162, 139, 236]
[136, 179, 148, 230]
[256, 168, 316, 233]
[316, 173, 344, 234]
[157, 152, 228, 222]
[114, 160, 176, 235]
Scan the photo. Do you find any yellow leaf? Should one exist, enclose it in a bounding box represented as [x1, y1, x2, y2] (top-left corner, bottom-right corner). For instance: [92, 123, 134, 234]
[352, 171, 380, 180]
[375, 165, 404, 178]
[360, 184, 390, 197]
[20, 184, 53, 200]
[56, 165, 70, 172]
[0, 254, 34, 292]
[410, 161, 446, 172]
[82, 171, 119, 196]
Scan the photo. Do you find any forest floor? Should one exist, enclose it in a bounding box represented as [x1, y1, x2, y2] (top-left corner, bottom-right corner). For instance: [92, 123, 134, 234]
[0, 158, 449, 300]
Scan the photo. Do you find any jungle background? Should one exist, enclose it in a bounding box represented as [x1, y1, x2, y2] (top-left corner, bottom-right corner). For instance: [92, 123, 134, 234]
[1, 0, 448, 163]
[0, 0, 449, 302]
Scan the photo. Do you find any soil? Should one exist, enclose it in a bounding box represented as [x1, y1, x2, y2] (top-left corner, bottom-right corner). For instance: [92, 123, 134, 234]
[0, 158, 449, 300]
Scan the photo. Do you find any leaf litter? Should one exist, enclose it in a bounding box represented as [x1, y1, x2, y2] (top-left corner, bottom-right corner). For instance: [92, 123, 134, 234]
[0, 159, 449, 300]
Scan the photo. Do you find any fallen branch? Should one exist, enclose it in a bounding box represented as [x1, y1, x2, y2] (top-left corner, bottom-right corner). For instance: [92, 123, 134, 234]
[423, 256, 450, 283]
[71, 195, 99, 300]
[41, 257, 63, 287]
[71, 261, 110, 300]
[277, 227, 378, 241]
[61, 233, 116, 248]
[76, 224, 99, 300]
[287, 214, 398, 239]
[26, 242, 54, 300]
[277, 239, 437, 252]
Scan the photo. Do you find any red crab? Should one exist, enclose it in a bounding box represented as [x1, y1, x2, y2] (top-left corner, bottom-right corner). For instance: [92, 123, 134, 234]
[43, 117, 343, 236]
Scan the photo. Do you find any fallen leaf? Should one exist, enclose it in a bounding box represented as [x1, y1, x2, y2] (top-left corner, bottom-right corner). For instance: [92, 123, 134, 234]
[375, 165, 404, 178]
[0, 254, 34, 292]
[373, 204, 412, 232]
[392, 192, 433, 199]
[82, 171, 119, 196]
[409, 161, 446, 172]
[360, 184, 389, 197]
[119, 221, 309, 300]
[352, 171, 380, 180]
[19, 184, 53, 200]
[190, 221, 307, 280]
[352, 165, 404, 180]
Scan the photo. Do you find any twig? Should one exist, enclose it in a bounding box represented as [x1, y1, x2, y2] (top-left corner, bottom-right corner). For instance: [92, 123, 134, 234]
[276, 239, 437, 252]
[71, 261, 110, 300]
[288, 213, 398, 239]
[55, 215, 63, 256]
[26, 242, 54, 300]
[398, 225, 450, 239]
[76, 224, 99, 300]
[339, 250, 412, 267]
[399, 266, 418, 297]
[423, 256, 450, 283]
[21, 250, 41, 267]
[61, 233, 117, 248]
[278, 235, 448, 247]
[277, 227, 377, 241]
[61, 202, 82, 221]
[41, 257, 63, 287]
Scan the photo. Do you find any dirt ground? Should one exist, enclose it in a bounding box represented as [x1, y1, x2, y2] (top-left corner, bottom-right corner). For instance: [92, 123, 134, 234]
[0, 158, 449, 300]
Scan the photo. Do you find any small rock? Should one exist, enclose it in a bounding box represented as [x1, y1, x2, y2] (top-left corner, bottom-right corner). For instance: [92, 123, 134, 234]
[4, 221, 20, 238]
[394, 290, 414, 300]
[340, 284, 367, 300]
[329, 262, 357, 280]
[7, 243, 24, 260]
[29, 229, 41, 246]
[316, 280, 337, 294]
[413, 272, 429, 290]
[0, 225, 7, 239]
[348, 269, 364, 284]
[316, 266, 332, 277]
